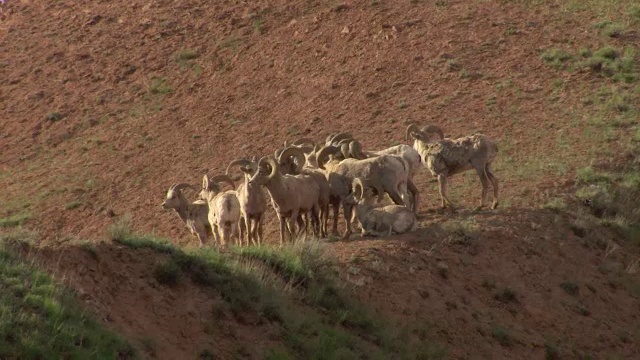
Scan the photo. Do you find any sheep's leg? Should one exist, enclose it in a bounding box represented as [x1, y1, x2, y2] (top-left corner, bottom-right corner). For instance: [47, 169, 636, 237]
[407, 179, 419, 213]
[257, 216, 264, 246]
[437, 174, 454, 209]
[289, 211, 299, 243]
[239, 217, 247, 247]
[221, 223, 232, 247]
[330, 198, 340, 236]
[320, 203, 328, 238]
[342, 203, 353, 240]
[474, 166, 490, 210]
[311, 205, 320, 238]
[278, 215, 287, 247]
[297, 213, 306, 240]
[212, 224, 223, 247]
[486, 166, 499, 209]
[247, 217, 256, 246]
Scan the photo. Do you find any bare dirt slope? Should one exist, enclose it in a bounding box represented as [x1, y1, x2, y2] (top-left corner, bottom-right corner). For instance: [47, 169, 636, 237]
[1, 0, 639, 359]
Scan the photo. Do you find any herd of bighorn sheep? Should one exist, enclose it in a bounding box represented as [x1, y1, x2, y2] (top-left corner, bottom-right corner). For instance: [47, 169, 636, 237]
[161, 124, 499, 247]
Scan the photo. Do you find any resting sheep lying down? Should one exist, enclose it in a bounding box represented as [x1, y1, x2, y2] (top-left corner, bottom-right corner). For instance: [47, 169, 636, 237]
[344, 177, 417, 237]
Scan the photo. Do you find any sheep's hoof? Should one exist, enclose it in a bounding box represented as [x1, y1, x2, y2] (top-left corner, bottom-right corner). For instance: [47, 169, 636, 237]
[475, 205, 486, 211]
[491, 202, 499, 210]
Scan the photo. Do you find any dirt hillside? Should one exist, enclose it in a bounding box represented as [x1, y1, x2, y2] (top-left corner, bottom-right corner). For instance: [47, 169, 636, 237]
[1, 0, 639, 358]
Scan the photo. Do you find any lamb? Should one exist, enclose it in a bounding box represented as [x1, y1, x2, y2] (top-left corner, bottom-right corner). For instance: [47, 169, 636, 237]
[249, 156, 321, 245]
[226, 158, 268, 246]
[276, 146, 331, 237]
[316, 145, 416, 239]
[161, 183, 211, 247]
[344, 178, 417, 237]
[406, 123, 499, 210]
[199, 174, 242, 247]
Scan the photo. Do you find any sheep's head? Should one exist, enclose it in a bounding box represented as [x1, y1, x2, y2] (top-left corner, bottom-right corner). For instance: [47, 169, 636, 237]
[162, 183, 196, 210]
[325, 132, 353, 146]
[249, 156, 278, 186]
[199, 174, 236, 200]
[346, 140, 367, 160]
[316, 145, 343, 170]
[406, 123, 444, 143]
[227, 158, 258, 180]
[344, 178, 384, 206]
[277, 146, 307, 175]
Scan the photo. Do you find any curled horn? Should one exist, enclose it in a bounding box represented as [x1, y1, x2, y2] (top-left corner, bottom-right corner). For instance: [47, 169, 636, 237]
[274, 147, 285, 159]
[406, 123, 424, 142]
[422, 125, 445, 140]
[209, 174, 236, 190]
[316, 145, 339, 170]
[352, 178, 365, 201]
[292, 138, 315, 147]
[329, 132, 353, 145]
[278, 146, 307, 173]
[340, 143, 351, 159]
[170, 183, 197, 193]
[348, 140, 366, 159]
[226, 159, 252, 175]
[258, 156, 279, 180]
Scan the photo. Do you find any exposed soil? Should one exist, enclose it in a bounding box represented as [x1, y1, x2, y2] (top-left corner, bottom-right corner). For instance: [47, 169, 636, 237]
[1, 0, 639, 359]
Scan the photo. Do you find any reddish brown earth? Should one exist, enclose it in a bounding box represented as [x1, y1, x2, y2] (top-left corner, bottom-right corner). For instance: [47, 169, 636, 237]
[1, 0, 639, 359]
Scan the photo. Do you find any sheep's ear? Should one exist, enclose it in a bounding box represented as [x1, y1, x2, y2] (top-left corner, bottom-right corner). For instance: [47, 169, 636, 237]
[239, 166, 251, 174]
[202, 175, 209, 189]
[193, 199, 207, 205]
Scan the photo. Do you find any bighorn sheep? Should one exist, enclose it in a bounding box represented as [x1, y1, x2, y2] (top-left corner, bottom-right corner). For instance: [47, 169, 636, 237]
[317, 145, 416, 239]
[199, 174, 242, 247]
[406, 124, 499, 210]
[161, 183, 211, 247]
[226, 158, 268, 246]
[276, 146, 331, 237]
[340, 140, 420, 212]
[249, 156, 321, 245]
[344, 178, 417, 236]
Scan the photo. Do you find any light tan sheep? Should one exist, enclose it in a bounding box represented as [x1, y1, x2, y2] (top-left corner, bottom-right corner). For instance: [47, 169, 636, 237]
[199, 174, 242, 247]
[161, 183, 211, 247]
[407, 124, 499, 210]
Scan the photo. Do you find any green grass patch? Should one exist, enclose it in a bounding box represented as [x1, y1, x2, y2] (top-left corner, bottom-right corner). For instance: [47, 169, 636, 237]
[111, 223, 443, 358]
[543, 197, 567, 212]
[148, 76, 173, 95]
[0, 213, 30, 228]
[541, 48, 572, 69]
[0, 241, 135, 358]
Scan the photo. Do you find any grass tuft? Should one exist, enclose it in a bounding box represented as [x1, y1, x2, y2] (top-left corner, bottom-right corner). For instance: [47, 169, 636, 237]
[0, 213, 30, 228]
[0, 242, 135, 359]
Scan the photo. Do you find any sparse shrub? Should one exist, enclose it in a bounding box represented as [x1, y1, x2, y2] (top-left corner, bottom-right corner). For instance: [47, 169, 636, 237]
[442, 220, 480, 245]
[628, 5, 640, 20]
[177, 49, 197, 61]
[559, 282, 579, 296]
[541, 48, 572, 69]
[154, 261, 181, 286]
[494, 287, 518, 303]
[64, 200, 82, 210]
[491, 326, 514, 347]
[601, 23, 625, 37]
[148, 76, 173, 95]
[543, 197, 566, 212]
[576, 166, 612, 185]
[0, 213, 30, 228]
[545, 342, 560, 360]
[573, 304, 591, 316]
[46, 112, 64, 122]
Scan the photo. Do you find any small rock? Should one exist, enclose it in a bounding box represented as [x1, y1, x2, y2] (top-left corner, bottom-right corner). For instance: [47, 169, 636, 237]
[436, 261, 449, 278]
[530, 222, 541, 230]
[341, 26, 350, 34]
